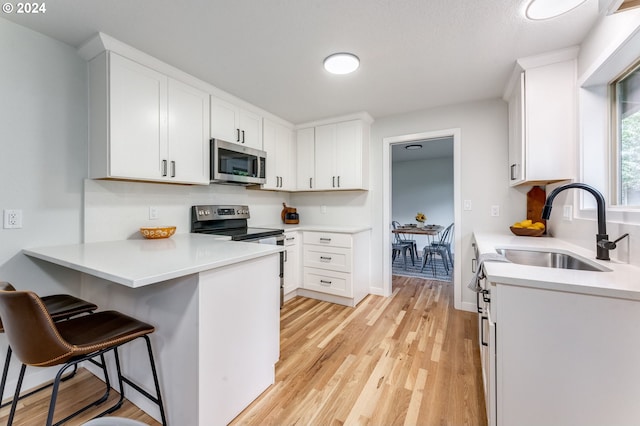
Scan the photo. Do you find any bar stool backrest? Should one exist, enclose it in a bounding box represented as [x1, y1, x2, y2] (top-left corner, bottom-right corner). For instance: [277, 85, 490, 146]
[0, 290, 73, 367]
[0, 281, 16, 332]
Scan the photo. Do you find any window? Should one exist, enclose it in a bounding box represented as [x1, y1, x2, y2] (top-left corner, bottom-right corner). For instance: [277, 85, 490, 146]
[612, 60, 640, 206]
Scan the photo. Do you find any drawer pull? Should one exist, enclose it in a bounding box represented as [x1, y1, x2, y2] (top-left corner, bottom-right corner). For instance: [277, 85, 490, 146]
[319, 237, 332, 243]
[320, 256, 332, 262]
[320, 280, 332, 286]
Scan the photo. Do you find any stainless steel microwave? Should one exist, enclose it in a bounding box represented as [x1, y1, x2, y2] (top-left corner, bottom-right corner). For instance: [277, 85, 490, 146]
[210, 139, 266, 185]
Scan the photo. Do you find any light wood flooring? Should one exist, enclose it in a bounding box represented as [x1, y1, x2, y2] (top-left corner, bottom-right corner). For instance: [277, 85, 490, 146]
[0, 275, 486, 425]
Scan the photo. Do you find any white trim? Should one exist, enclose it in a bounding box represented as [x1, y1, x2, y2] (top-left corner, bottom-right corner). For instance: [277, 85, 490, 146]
[382, 128, 462, 309]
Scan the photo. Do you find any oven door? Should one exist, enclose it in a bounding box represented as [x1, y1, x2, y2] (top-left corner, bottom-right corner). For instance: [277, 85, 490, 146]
[211, 139, 266, 185]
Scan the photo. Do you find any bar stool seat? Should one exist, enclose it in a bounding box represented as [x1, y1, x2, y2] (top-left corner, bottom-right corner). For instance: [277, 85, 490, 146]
[0, 281, 98, 408]
[0, 289, 166, 426]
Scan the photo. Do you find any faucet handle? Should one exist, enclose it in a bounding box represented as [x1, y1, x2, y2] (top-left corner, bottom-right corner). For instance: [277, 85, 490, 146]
[597, 233, 629, 250]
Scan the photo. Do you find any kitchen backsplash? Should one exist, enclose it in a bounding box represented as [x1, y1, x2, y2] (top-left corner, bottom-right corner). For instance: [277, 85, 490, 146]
[83, 179, 289, 242]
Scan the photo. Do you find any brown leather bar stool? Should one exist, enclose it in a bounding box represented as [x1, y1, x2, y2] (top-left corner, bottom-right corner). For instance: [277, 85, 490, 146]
[0, 288, 167, 426]
[0, 281, 98, 407]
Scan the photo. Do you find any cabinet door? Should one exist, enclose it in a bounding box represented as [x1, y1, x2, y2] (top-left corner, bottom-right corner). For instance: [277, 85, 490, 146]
[167, 79, 210, 184]
[278, 125, 295, 190]
[238, 109, 263, 150]
[109, 53, 167, 179]
[296, 127, 315, 190]
[263, 119, 295, 190]
[314, 124, 337, 189]
[262, 119, 279, 189]
[210, 96, 240, 143]
[508, 73, 525, 185]
[335, 120, 363, 189]
[283, 233, 299, 294]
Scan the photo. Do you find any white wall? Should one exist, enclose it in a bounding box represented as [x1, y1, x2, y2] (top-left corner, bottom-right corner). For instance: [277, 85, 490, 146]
[0, 17, 88, 397]
[391, 157, 454, 230]
[84, 180, 290, 242]
[549, 9, 640, 266]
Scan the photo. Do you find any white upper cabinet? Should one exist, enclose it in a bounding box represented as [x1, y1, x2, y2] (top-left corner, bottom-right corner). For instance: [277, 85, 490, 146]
[89, 52, 210, 185]
[296, 127, 315, 190]
[210, 96, 263, 150]
[167, 79, 210, 183]
[262, 118, 296, 190]
[295, 116, 371, 191]
[504, 48, 577, 186]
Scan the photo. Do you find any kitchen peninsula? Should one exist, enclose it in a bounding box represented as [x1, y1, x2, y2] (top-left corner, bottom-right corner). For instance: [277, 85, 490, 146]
[23, 234, 284, 425]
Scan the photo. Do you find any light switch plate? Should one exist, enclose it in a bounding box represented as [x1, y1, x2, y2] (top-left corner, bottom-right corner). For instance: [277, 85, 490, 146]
[149, 206, 159, 220]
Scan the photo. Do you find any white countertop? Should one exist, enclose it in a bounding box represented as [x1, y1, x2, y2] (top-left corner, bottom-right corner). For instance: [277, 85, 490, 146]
[474, 232, 640, 301]
[23, 234, 284, 288]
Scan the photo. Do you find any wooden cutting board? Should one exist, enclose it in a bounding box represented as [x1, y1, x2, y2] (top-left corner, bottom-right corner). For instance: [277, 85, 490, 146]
[527, 186, 546, 226]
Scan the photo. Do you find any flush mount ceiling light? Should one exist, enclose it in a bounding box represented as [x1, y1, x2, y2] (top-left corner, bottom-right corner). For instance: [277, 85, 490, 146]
[323, 53, 360, 75]
[525, 0, 588, 20]
[405, 144, 423, 150]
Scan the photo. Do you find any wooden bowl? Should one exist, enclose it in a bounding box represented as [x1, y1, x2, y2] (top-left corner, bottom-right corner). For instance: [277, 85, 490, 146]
[509, 226, 544, 237]
[140, 226, 176, 239]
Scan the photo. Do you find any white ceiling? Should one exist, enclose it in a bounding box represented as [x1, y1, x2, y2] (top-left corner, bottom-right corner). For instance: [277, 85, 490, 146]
[3, 0, 601, 124]
[392, 137, 453, 162]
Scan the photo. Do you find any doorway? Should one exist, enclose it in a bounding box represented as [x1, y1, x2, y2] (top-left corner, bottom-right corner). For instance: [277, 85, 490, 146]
[382, 129, 462, 309]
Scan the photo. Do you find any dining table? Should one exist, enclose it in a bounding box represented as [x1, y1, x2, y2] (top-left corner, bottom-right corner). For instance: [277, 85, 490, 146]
[392, 224, 445, 273]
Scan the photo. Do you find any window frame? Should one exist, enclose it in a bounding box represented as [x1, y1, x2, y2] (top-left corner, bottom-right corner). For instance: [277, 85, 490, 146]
[610, 58, 640, 208]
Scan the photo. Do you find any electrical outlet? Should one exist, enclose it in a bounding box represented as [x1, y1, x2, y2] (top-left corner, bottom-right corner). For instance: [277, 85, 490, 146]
[3, 209, 23, 229]
[491, 205, 500, 217]
[321, 205, 327, 214]
[463, 200, 472, 211]
[563, 205, 573, 221]
[149, 206, 159, 220]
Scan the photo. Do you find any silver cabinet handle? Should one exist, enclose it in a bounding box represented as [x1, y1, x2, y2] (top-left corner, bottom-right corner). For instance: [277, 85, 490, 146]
[309, 177, 313, 189]
[320, 256, 332, 262]
[332, 176, 335, 187]
[319, 237, 331, 243]
[161, 160, 168, 177]
[337, 176, 340, 187]
[320, 280, 332, 286]
[472, 258, 477, 273]
[170, 161, 176, 178]
[510, 164, 517, 180]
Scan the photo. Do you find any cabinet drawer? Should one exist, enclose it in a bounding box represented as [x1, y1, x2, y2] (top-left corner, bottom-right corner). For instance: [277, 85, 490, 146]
[284, 232, 298, 246]
[303, 231, 351, 248]
[303, 245, 351, 273]
[303, 267, 351, 297]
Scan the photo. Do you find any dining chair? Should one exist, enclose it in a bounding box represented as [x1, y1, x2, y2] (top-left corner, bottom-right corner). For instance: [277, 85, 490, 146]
[431, 223, 454, 268]
[392, 221, 417, 262]
[0, 288, 167, 426]
[0, 282, 98, 409]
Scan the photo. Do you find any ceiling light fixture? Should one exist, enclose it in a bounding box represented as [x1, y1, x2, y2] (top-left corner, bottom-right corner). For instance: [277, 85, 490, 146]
[405, 144, 423, 150]
[525, 0, 588, 20]
[323, 53, 360, 75]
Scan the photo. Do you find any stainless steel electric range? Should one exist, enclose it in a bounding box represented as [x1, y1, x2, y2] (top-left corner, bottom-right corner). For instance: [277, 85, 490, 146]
[191, 205, 285, 306]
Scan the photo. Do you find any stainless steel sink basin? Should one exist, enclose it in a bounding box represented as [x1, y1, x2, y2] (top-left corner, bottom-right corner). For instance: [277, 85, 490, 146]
[495, 248, 610, 272]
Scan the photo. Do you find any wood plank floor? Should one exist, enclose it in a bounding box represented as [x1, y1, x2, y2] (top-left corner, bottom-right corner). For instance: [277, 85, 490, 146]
[0, 275, 486, 425]
[232, 275, 486, 425]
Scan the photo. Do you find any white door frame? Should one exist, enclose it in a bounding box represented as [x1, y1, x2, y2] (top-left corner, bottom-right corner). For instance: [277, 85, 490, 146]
[382, 128, 462, 309]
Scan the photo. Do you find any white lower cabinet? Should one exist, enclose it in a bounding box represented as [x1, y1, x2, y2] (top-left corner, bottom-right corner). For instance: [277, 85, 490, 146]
[480, 280, 640, 426]
[299, 230, 370, 307]
[283, 231, 300, 296]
